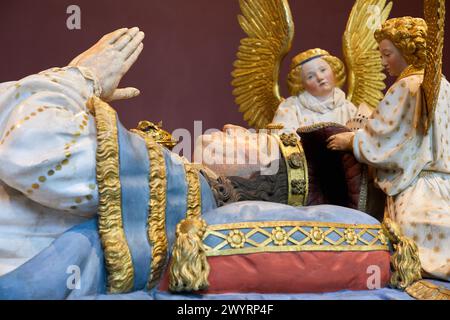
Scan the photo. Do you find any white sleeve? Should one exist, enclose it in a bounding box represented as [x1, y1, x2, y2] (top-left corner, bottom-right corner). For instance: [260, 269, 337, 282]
[0, 67, 100, 215]
[272, 97, 301, 134]
[353, 76, 429, 195]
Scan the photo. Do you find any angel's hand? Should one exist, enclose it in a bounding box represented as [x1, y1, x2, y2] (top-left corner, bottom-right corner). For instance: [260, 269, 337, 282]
[356, 102, 373, 117]
[69, 27, 145, 102]
[326, 132, 355, 152]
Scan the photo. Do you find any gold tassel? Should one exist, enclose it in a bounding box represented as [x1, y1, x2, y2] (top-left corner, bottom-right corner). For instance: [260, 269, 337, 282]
[406, 280, 450, 300]
[169, 217, 210, 292]
[382, 218, 422, 290]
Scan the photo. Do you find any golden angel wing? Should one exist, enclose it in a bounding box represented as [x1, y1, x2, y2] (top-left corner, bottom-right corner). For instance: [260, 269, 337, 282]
[231, 0, 294, 129]
[422, 0, 446, 133]
[343, 0, 393, 109]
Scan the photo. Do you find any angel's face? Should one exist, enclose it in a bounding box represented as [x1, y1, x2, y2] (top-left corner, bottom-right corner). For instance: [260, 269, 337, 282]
[301, 58, 335, 98]
[379, 39, 408, 77]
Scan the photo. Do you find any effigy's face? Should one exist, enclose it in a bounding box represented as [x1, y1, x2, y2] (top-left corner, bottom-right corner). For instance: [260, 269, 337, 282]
[379, 39, 409, 77]
[300, 58, 335, 98]
[193, 125, 280, 178]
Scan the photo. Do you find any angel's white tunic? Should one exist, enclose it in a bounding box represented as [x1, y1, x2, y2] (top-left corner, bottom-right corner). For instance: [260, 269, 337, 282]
[0, 67, 100, 276]
[272, 88, 357, 133]
[353, 74, 450, 281]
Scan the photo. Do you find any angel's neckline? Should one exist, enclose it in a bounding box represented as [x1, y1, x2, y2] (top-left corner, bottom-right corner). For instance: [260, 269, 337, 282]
[298, 88, 347, 114]
[396, 65, 424, 82]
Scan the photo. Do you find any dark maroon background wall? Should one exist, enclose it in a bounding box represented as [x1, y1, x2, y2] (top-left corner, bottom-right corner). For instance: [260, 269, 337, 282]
[1, 0, 448, 134]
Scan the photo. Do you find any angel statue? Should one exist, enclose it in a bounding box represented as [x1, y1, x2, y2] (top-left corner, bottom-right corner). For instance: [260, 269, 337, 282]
[196, 0, 394, 177]
[194, 0, 393, 218]
[231, 0, 392, 132]
[327, 0, 450, 282]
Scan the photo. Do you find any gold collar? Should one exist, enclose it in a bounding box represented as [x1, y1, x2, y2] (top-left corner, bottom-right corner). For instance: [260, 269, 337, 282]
[396, 65, 424, 82]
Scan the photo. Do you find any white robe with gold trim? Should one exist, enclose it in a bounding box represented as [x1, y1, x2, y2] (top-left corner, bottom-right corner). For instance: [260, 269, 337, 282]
[0, 67, 99, 276]
[353, 74, 450, 281]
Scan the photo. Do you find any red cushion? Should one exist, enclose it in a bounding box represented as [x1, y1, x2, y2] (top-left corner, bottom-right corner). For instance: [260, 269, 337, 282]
[159, 250, 390, 294]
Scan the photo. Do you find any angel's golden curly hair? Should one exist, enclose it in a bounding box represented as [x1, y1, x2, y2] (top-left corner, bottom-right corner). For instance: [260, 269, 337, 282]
[374, 17, 427, 69]
[287, 48, 346, 97]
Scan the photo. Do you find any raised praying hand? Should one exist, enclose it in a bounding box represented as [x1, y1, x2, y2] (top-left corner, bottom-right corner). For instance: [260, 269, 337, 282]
[69, 27, 145, 102]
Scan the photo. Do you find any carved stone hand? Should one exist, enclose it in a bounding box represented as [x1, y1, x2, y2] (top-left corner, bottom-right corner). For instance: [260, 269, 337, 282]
[69, 27, 145, 102]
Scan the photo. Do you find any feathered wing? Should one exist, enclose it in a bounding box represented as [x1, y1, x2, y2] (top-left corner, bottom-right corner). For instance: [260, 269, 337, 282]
[422, 0, 446, 133]
[231, 0, 294, 129]
[343, 0, 393, 109]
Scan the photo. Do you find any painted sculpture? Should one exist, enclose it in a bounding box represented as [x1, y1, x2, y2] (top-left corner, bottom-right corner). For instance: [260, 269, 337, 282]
[327, 12, 450, 282]
[231, 0, 392, 131]
[0, 1, 448, 300]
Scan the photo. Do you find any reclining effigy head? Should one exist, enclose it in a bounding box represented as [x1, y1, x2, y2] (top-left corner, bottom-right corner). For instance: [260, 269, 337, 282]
[195, 124, 368, 212]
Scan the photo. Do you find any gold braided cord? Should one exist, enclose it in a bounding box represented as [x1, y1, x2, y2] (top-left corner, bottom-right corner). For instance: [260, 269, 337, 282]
[422, 0, 446, 133]
[205, 245, 390, 257]
[208, 220, 385, 231]
[133, 131, 168, 290]
[184, 163, 202, 219]
[88, 97, 134, 293]
[203, 220, 389, 257]
[344, 0, 392, 109]
[406, 280, 450, 300]
[231, 0, 294, 129]
[297, 122, 347, 133]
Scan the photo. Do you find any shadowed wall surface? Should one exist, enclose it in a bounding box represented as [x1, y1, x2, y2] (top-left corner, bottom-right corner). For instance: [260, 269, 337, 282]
[1, 0, 448, 136]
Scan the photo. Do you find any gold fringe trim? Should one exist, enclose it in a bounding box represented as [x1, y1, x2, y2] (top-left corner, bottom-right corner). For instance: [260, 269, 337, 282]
[406, 280, 450, 300]
[169, 218, 210, 292]
[184, 163, 202, 219]
[382, 218, 422, 290]
[133, 131, 168, 290]
[88, 96, 134, 293]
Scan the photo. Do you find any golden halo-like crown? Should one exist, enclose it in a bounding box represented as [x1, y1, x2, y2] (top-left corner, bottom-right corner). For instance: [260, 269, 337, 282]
[290, 48, 330, 69]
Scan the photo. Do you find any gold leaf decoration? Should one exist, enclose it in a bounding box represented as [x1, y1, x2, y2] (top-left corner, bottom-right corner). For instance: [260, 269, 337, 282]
[231, 0, 294, 129]
[422, 0, 445, 133]
[343, 0, 393, 109]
